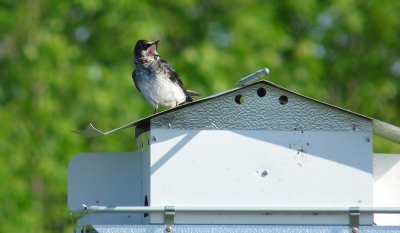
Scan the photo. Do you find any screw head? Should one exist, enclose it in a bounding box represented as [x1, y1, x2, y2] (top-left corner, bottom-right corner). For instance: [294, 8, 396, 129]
[352, 227, 358, 233]
[152, 136, 157, 142]
[261, 170, 269, 177]
[166, 225, 173, 232]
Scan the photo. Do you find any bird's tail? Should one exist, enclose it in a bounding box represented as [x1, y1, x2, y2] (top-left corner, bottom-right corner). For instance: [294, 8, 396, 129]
[187, 90, 200, 97]
[185, 90, 200, 102]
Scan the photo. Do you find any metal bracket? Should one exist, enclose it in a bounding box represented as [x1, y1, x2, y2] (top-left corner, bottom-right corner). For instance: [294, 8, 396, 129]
[164, 206, 175, 232]
[349, 207, 360, 233]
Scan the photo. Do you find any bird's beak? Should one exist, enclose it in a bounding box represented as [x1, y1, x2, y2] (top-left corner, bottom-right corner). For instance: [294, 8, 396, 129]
[147, 40, 159, 56]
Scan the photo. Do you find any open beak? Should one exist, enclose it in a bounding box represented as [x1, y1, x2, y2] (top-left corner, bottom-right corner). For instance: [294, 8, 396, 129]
[147, 40, 159, 56]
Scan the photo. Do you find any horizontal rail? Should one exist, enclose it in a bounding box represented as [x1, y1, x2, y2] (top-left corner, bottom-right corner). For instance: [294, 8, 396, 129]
[71, 205, 400, 220]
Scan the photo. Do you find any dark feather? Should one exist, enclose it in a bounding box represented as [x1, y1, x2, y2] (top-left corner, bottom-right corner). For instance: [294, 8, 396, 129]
[159, 59, 194, 102]
[132, 69, 141, 93]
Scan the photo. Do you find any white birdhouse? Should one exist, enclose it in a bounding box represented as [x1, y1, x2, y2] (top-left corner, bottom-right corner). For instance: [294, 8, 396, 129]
[69, 69, 400, 232]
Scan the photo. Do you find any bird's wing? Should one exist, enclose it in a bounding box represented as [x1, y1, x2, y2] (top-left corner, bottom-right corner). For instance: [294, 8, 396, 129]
[132, 69, 141, 93]
[159, 59, 185, 87]
[159, 59, 193, 101]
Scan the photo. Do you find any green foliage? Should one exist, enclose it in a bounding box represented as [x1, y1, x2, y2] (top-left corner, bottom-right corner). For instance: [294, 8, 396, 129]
[0, 0, 399, 232]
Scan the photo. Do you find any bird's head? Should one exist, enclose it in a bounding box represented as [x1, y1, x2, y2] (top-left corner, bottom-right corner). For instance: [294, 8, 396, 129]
[134, 40, 160, 64]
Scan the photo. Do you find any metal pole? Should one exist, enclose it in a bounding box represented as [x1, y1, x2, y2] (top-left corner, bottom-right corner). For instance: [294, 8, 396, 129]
[73, 205, 400, 217]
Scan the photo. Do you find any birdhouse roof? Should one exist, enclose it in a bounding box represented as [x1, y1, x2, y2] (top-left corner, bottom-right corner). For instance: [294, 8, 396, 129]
[142, 80, 371, 129]
[76, 80, 399, 143]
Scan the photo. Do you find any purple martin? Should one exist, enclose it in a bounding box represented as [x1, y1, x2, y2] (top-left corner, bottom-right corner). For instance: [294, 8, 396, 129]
[132, 40, 199, 113]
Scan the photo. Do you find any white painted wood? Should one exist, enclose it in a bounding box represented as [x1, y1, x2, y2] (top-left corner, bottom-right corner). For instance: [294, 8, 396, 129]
[374, 153, 400, 225]
[68, 152, 145, 224]
[149, 129, 373, 224]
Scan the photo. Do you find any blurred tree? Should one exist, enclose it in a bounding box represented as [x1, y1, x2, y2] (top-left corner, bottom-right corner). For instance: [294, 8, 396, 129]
[0, 0, 399, 232]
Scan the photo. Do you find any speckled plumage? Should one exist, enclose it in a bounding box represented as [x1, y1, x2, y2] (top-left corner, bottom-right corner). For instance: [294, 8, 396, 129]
[132, 40, 198, 113]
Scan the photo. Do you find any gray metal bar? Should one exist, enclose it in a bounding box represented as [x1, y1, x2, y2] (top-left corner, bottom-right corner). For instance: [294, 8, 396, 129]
[235, 68, 269, 86]
[73, 205, 400, 216]
[92, 224, 400, 233]
[373, 119, 400, 144]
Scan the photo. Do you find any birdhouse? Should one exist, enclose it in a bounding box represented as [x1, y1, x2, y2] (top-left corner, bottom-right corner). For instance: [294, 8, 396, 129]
[69, 69, 400, 232]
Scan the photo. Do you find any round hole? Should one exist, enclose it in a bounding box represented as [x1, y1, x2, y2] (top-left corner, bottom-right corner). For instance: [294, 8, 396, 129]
[279, 95, 288, 105]
[235, 95, 244, 104]
[257, 88, 266, 97]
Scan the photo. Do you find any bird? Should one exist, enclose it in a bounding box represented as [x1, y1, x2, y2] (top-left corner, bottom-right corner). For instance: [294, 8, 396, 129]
[132, 39, 199, 113]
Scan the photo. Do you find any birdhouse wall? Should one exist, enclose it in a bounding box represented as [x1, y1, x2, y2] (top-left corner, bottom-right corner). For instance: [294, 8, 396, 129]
[144, 82, 374, 224]
[146, 128, 373, 224]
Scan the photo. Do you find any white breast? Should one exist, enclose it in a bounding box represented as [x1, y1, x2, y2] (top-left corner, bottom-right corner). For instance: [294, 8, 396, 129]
[137, 71, 187, 108]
